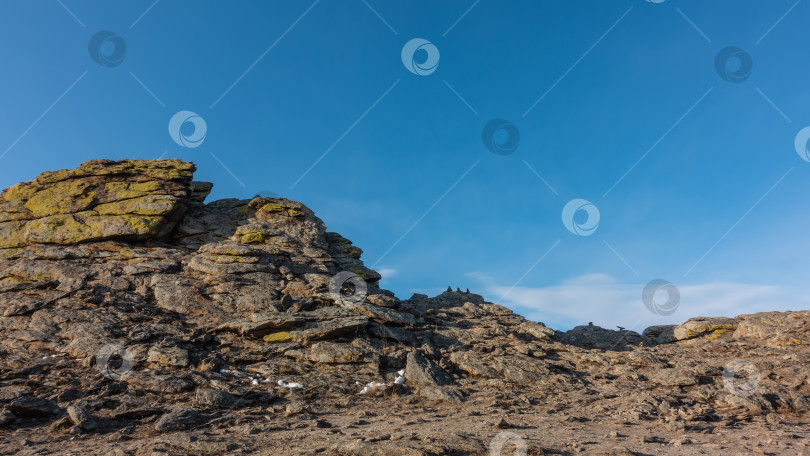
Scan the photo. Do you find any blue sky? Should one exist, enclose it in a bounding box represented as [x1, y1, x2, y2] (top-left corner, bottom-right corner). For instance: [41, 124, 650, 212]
[1, 1, 808, 330]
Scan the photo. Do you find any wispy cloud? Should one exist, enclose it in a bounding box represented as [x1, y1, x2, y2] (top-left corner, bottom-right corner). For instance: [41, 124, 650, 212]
[377, 268, 398, 279]
[468, 272, 810, 331]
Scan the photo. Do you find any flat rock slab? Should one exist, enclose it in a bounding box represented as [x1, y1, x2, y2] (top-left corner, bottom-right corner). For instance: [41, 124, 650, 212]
[67, 405, 97, 430]
[418, 386, 466, 403]
[0, 159, 198, 249]
[154, 406, 202, 432]
[147, 345, 190, 368]
[263, 316, 368, 344]
[309, 341, 377, 364]
[343, 301, 416, 326]
[8, 396, 61, 416]
[194, 389, 249, 409]
[673, 317, 737, 341]
[733, 311, 810, 347]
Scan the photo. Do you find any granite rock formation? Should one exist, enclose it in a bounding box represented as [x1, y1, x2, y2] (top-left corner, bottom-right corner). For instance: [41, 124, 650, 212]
[0, 159, 808, 455]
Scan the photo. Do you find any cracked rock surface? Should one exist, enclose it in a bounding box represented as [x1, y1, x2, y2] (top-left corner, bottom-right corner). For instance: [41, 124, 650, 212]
[0, 159, 808, 455]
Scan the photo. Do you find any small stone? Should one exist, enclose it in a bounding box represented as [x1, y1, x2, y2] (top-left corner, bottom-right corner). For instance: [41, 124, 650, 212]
[55, 388, 84, 403]
[0, 410, 15, 426]
[147, 345, 190, 368]
[670, 437, 693, 446]
[765, 413, 783, 425]
[8, 396, 61, 416]
[67, 405, 97, 431]
[195, 389, 248, 409]
[494, 417, 511, 429]
[417, 386, 465, 403]
[154, 406, 202, 432]
[285, 401, 310, 417]
[315, 419, 332, 428]
[666, 420, 687, 432]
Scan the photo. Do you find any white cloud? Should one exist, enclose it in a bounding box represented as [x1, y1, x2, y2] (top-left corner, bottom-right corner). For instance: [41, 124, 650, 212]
[468, 272, 810, 331]
[377, 268, 398, 278]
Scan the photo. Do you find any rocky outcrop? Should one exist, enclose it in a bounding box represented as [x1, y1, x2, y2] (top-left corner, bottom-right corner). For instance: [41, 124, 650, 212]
[0, 159, 206, 257]
[672, 316, 738, 342]
[733, 310, 809, 347]
[0, 160, 808, 456]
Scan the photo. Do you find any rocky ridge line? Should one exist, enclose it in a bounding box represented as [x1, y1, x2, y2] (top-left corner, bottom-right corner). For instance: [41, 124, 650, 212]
[0, 159, 808, 455]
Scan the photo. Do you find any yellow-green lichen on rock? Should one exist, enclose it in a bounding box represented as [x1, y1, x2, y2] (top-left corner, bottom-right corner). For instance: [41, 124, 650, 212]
[24, 180, 95, 217]
[673, 317, 738, 341]
[32, 158, 195, 184]
[260, 203, 304, 216]
[239, 230, 267, 244]
[264, 331, 296, 343]
[94, 195, 180, 216]
[0, 159, 199, 248]
[249, 197, 309, 218]
[0, 221, 28, 249]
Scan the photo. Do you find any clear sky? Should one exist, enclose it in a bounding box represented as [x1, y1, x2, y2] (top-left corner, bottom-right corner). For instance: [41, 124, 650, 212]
[1, 1, 808, 330]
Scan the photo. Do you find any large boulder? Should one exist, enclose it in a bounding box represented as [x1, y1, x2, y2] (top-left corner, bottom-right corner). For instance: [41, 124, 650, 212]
[0, 159, 206, 256]
[733, 311, 810, 347]
[672, 316, 737, 341]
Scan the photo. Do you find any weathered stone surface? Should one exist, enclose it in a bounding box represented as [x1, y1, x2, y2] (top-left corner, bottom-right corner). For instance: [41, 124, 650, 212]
[418, 386, 466, 403]
[448, 352, 499, 379]
[154, 406, 202, 432]
[215, 313, 306, 337]
[309, 341, 376, 364]
[263, 316, 368, 344]
[0, 159, 198, 248]
[147, 345, 190, 368]
[646, 368, 699, 387]
[341, 300, 416, 326]
[156, 432, 239, 454]
[406, 352, 452, 387]
[67, 404, 97, 430]
[0, 159, 808, 455]
[129, 373, 194, 394]
[673, 317, 737, 341]
[733, 311, 809, 347]
[194, 389, 248, 408]
[8, 396, 60, 416]
[558, 324, 649, 350]
[643, 325, 677, 344]
[518, 321, 556, 341]
[0, 410, 15, 426]
[336, 442, 435, 456]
